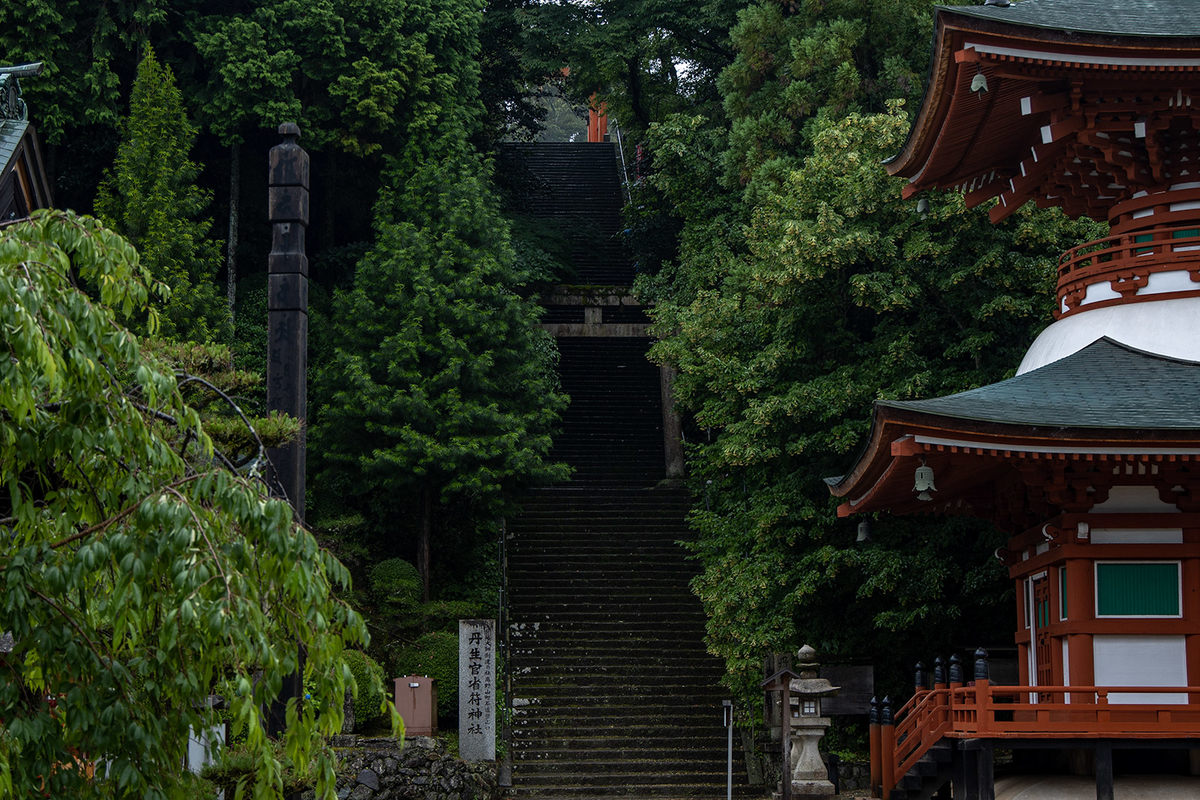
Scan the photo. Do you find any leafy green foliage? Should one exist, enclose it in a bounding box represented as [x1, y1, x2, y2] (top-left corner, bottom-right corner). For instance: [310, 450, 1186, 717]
[396, 632, 459, 721]
[200, 738, 334, 797]
[342, 650, 388, 726]
[95, 48, 230, 344]
[0, 210, 384, 799]
[0, 1, 168, 143]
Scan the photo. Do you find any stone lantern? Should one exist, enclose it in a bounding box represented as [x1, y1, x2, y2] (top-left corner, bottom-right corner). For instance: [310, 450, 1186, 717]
[787, 645, 839, 798]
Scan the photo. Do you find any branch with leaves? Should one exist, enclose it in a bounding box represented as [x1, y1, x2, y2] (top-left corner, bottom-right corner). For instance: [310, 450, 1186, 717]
[0, 210, 392, 800]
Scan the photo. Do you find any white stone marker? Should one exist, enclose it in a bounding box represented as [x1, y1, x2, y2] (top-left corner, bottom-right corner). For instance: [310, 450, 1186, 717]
[459, 619, 496, 760]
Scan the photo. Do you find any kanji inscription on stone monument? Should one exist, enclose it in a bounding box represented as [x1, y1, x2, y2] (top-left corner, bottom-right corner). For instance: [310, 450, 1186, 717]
[459, 619, 495, 760]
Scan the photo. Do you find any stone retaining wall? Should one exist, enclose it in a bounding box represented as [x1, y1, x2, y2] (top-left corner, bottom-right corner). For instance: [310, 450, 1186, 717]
[301, 735, 499, 800]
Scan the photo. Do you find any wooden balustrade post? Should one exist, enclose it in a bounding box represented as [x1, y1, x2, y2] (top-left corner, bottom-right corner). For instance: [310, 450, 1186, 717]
[948, 654, 963, 721]
[973, 648, 991, 736]
[880, 696, 896, 800]
[915, 661, 927, 694]
[933, 657, 948, 725]
[869, 696, 881, 798]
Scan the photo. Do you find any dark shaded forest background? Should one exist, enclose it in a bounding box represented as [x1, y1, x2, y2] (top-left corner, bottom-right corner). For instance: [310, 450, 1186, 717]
[2, 0, 1104, 726]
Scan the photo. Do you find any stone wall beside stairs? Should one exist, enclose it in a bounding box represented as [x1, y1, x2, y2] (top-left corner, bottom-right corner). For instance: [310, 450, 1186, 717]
[308, 736, 499, 800]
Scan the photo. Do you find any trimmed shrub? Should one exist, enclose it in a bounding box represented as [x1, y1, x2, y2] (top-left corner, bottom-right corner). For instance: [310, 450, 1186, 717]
[369, 558, 421, 610]
[396, 631, 459, 721]
[343, 649, 387, 725]
[418, 599, 480, 632]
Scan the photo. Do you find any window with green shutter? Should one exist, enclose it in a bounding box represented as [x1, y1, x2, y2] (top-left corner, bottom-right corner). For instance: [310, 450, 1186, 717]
[1135, 232, 1154, 254]
[1095, 562, 1180, 617]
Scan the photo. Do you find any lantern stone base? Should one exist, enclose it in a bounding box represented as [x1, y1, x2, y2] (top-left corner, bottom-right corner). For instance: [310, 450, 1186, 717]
[791, 779, 836, 798]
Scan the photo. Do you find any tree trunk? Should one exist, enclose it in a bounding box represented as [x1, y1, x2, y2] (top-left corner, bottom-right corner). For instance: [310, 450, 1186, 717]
[418, 486, 433, 601]
[226, 141, 241, 321]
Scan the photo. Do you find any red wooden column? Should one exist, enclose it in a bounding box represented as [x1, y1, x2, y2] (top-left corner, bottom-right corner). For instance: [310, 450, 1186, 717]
[1065, 558, 1095, 692]
[588, 95, 608, 142]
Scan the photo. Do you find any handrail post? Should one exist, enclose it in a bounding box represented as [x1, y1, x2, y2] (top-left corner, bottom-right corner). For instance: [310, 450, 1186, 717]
[973, 648, 991, 736]
[880, 697, 896, 800]
[869, 696, 881, 798]
[933, 657, 948, 727]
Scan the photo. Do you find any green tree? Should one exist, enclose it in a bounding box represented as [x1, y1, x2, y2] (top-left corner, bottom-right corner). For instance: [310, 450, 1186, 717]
[0, 210, 386, 799]
[95, 47, 230, 344]
[311, 0, 567, 600]
[0, 1, 169, 144]
[314, 145, 568, 601]
[535, 0, 741, 138]
[644, 103, 1102, 705]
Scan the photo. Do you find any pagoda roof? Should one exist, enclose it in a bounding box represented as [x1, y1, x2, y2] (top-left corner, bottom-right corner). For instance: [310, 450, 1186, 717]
[888, 2, 1200, 223]
[945, 0, 1200, 40]
[826, 338, 1200, 520]
[877, 337, 1200, 430]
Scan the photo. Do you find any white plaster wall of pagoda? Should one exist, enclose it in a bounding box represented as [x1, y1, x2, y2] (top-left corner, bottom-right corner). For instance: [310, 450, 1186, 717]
[1090, 486, 1179, 514]
[1018, 296, 1200, 374]
[1093, 634, 1187, 705]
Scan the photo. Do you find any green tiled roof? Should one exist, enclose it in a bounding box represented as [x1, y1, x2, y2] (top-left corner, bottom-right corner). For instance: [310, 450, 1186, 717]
[944, 0, 1200, 39]
[877, 338, 1200, 429]
[0, 118, 28, 176]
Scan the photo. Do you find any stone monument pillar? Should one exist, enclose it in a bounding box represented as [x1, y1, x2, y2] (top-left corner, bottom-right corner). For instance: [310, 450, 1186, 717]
[459, 619, 496, 760]
[788, 645, 839, 798]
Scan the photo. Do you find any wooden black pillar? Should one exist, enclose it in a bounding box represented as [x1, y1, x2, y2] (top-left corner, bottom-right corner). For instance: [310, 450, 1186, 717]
[957, 744, 978, 800]
[1095, 743, 1114, 800]
[266, 122, 308, 739]
[976, 743, 995, 800]
[266, 122, 309, 522]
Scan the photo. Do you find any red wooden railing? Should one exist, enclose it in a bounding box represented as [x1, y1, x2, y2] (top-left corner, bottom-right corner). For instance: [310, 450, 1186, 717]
[1055, 222, 1200, 316]
[871, 680, 1200, 798]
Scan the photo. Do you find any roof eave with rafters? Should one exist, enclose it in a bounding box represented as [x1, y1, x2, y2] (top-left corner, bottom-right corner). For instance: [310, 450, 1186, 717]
[886, 6, 1200, 223]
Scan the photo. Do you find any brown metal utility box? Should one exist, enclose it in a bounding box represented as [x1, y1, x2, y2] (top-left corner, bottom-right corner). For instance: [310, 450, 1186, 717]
[394, 675, 437, 736]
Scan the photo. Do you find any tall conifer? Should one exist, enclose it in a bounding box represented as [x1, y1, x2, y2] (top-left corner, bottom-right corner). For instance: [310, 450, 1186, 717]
[97, 48, 229, 343]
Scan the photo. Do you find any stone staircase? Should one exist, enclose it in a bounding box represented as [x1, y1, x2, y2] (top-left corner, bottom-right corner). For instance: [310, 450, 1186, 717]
[500, 142, 633, 286]
[501, 141, 754, 798]
[888, 741, 952, 800]
[507, 488, 751, 798]
[550, 337, 664, 487]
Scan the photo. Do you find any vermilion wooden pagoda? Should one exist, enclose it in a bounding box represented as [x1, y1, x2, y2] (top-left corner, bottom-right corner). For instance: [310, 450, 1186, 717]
[827, 2, 1200, 798]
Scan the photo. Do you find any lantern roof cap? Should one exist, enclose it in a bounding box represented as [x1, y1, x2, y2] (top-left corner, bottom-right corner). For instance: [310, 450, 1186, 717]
[943, 0, 1200, 40]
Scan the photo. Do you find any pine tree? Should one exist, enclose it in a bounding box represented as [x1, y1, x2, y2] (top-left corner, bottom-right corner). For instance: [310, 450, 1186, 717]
[96, 47, 230, 343]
